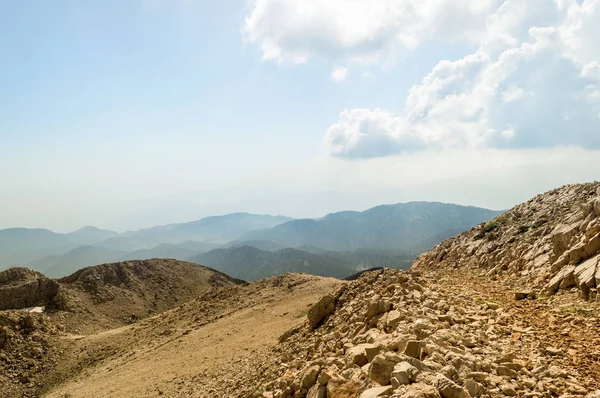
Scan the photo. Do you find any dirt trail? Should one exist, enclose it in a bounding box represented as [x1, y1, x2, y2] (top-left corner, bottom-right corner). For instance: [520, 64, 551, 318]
[44, 274, 341, 398]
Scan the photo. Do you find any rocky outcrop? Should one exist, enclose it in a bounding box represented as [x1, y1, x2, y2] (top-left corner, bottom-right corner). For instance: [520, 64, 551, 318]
[413, 182, 600, 299]
[241, 268, 598, 397]
[0, 268, 65, 311]
[307, 284, 347, 328]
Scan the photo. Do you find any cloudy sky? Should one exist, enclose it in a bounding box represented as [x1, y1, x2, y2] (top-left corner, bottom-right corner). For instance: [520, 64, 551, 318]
[1, 0, 599, 232]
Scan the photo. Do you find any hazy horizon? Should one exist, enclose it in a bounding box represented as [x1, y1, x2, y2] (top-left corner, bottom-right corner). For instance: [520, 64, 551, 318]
[2, 1, 599, 233]
[1, 193, 514, 234]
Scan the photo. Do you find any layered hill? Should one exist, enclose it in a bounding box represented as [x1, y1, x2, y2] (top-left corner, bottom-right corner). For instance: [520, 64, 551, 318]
[56, 258, 244, 333]
[0, 227, 118, 267]
[190, 246, 414, 281]
[0, 213, 290, 271]
[119, 212, 291, 244]
[240, 202, 502, 251]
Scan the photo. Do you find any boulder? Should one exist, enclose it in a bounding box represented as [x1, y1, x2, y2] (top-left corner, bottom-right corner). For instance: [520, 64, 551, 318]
[574, 255, 598, 297]
[551, 223, 579, 255]
[345, 344, 370, 367]
[391, 361, 419, 387]
[434, 374, 470, 398]
[546, 265, 576, 294]
[401, 383, 442, 398]
[369, 354, 397, 385]
[404, 340, 423, 359]
[386, 310, 403, 330]
[364, 344, 383, 362]
[306, 385, 326, 398]
[514, 291, 532, 300]
[301, 365, 320, 389]
[326, 378, 360, 398]
[307, 284, 347, 328]
[359, 386, 393, 398]
[307, 294, 336, 328]
[584, 232, 600, 257]
[464, 379, 481, 398]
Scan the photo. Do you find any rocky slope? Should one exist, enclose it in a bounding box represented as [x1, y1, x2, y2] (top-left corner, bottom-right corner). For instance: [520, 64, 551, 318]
[195, 268, 599, 397]
[413, 182, 600, 299]
[183, 184, 599, 397]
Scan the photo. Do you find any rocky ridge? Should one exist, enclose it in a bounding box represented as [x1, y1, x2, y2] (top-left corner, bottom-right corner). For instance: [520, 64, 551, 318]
[215, 268, 599, 398]
[0, 268, 66, 311]
[414, 183, 600, 299]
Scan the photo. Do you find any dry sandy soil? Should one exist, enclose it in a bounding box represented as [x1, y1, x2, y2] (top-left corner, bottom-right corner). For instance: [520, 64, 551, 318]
[43, 274, 341, 398]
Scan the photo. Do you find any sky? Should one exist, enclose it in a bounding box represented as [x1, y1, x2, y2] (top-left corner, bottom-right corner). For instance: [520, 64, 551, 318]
[1, 0, 599, 233]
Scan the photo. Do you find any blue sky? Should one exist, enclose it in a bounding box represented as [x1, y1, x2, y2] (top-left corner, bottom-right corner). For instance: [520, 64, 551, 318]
[1, 0, 599, 232]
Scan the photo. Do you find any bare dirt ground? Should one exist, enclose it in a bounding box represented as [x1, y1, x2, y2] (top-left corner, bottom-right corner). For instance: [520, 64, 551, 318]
[43, 273, 341, 398]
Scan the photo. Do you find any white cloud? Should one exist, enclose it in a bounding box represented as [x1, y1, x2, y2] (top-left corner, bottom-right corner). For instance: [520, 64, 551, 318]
[243, 0, 501, 64]
[319, 0, 600, 157]
[501, 84, 527, 102]
[243, 0, 600, 158]
[500, 126, 515, 139]
[330, 66, 349, 82]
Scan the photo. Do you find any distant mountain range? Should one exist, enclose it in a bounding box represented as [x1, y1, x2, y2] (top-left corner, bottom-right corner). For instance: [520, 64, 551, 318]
[0, 226, 119, 267]
[0, 203, 502, 278]
[0, 214, 289, 271]
[237, 202, 502, 251]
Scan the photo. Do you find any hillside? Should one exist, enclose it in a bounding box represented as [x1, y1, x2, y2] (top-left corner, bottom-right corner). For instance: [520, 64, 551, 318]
[220, 268, 600, 397]
[414, 182, 600, 298]
[190, 246, 414, 281]
[0, 272, 339, 398]
[190, 246, 352, 280]
[0, 259, 243, 334]
[239, 202, 501, 251]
